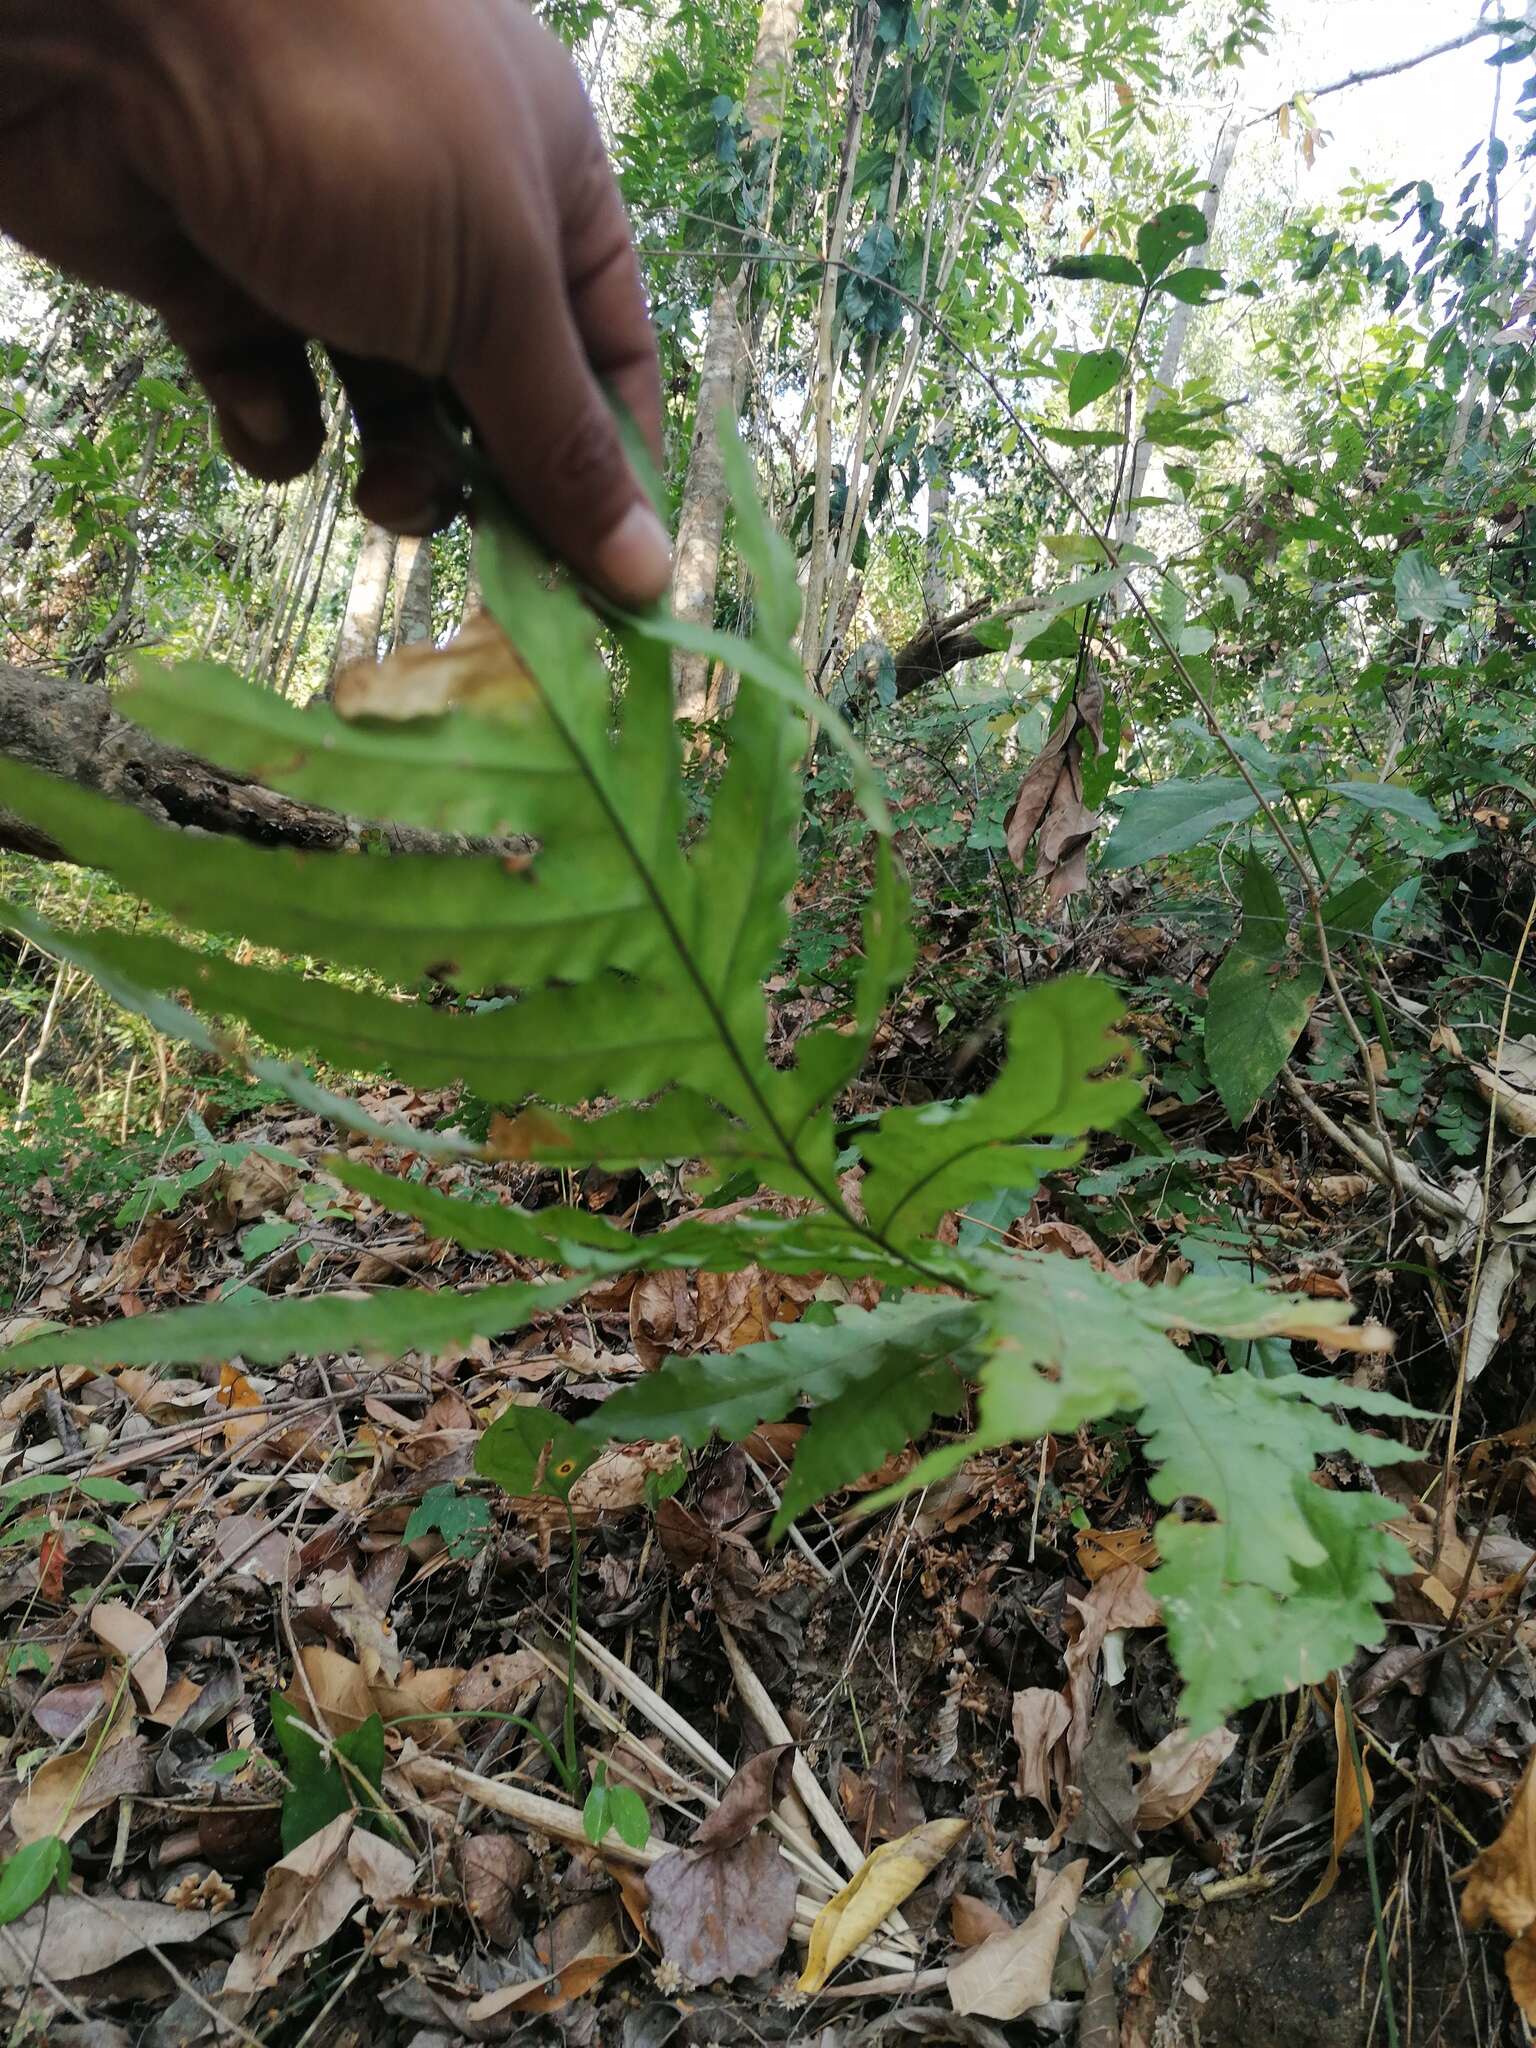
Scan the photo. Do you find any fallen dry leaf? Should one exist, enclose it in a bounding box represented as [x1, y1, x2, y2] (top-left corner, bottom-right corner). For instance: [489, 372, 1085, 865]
[281, 1643, 463, 1742]
[334, 611, 536, 723]
[0, 1894, 225, 1990]
[951, 1894, 1014, 1948]
[694, 1744, 795, 1853]
[223, 1812, 363, 2000]
[10, 1723, 148, 1845]
[518, 1898, 627, 2013]
[646, 1833, 797, 1986]
[460, 1832, 533, 1948]
[348, 1825, 417, 1909]
[1005, 672, 1103, 911]
[1075, 1526, 1159, 1582]
[1012, 1689, 1070, 1812]
[453, 1650, 544, 1716]
[948, 1858, 1088, 2018]
[1064, 1566, 1162, 1764]
[1286, 1689, 1371, 1918]
[1463, 1746, 1536, 2019]
[89, 1600, 168, 1713]
[798, 1817, 969, 1993]
[1135, 1726, 1236, 1832]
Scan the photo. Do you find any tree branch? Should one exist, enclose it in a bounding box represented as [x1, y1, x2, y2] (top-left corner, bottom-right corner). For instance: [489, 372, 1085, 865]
[0, 661, 494, 864]
[1249, 20, 1513, 127]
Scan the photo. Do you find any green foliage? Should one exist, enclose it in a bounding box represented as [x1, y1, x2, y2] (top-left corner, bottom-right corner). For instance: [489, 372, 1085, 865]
[583, 1763, 651, 1850]
[271, 1698, 386, 1853]
[1205, 853, 1320, 1127]
[0, 428, 1410, 1730]
[0, 1837, 71, 1927]
[404, 1483, 493, 1560]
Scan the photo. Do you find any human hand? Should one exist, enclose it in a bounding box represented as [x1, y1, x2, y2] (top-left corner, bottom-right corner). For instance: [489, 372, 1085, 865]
[0, 0, 670, 604]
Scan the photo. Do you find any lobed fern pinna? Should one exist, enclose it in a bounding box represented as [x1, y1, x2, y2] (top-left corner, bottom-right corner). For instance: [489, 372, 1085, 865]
[0, 429, 1415, 1729]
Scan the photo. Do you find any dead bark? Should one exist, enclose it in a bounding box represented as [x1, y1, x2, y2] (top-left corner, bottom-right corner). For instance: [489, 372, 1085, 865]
[0, 660, 486, 864]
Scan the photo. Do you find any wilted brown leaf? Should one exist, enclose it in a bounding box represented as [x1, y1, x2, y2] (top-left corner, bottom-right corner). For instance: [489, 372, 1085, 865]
[695, 1744, 795, 1852]
[0, 1894, 226, 1990]
[1463, 1747, 1536, 2018]
[948, 1858, 1087, 2018]
[333, 611, 536, 723]
[11, 1723, 148, 1845]
[1135, 1726, 1236, 1832]
[460, 1832, 533, 1947]
[89, 1601, 167, 1713]
[223, 1813, 363, 2000]
[646, 1833, 797, 1986]
[951, 1894, 1014, 1948]
[1012, 1688, 1070, 1812]
[1075, 1526, 1159, 1583]
[1064, 1566, 1162, 1764]
[1286, 1690, 1371, 1918]
[1005, 673, 1104, 911]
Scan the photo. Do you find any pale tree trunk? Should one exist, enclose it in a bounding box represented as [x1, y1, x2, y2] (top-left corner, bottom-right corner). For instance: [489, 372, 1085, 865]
[458, 536, 484, 630]
[668, 0, 804, 717]
[922, 377, 955, 623]
[800, 9, 878, 678]
[392, 534, 435, 648]
[328, 520, 395, 694]
[671, 278, 749, 718]
[1115, 122, 1237, 558]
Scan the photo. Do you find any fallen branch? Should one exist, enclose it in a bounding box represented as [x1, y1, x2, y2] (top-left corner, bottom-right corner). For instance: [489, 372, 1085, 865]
[0, 660, 494, 863]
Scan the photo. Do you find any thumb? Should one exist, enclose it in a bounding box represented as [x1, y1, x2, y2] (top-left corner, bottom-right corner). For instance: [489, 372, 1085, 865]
[453, 278, 671, 609]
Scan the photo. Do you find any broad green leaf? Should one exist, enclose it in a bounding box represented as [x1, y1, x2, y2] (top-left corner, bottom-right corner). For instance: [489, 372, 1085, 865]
[1392, 546, 1469, 625]
[1136, 202, 1209, 281]
[1318, 865, 1412, 941]
[0, 1837, 71, 1926]
[403, 1484, 492, 1559]
[1326, 781, 1440, 829]
[475, 1400, 603, 1501]
[1205, 853, 1321, 1127]
[1156, 266, 1225, 304]
[1101, 778, 1270, 869]
[1068, 348, 1126, 415]
[0, 1274, 581, 1372]
[858, 978, 1141, 1245]
[1048, 251, 1145, 287]
[272, 1699, 386, 1852]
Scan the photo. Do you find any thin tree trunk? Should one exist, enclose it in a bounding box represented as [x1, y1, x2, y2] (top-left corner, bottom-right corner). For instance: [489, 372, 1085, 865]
[1115, 123, 1237, 559]
[800, 9, 878, 678]
[668, 0, 804, 719]
[328, 520, 395, 695]
[392, 534, 435, 648]
[671, 278, 749, 717]
[922, 378, 956, 622]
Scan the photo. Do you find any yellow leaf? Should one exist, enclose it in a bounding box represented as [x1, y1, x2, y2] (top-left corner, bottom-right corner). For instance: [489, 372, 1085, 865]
[798, 1818, 968, 1993]
[1284, 1689, 1370, 1918]
[333, 613, 538, 724]
[1463, 1746, 1536, 2019]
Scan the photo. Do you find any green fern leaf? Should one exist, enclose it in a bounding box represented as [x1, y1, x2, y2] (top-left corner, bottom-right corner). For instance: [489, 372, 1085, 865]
[0, 1276, 580, 1373]
[858, 978, 1142, 1244]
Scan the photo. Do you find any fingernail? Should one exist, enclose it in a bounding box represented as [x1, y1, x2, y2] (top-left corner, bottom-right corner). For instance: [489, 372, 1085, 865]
[225, 392, 296, 447]
[596, 501, 672, 606]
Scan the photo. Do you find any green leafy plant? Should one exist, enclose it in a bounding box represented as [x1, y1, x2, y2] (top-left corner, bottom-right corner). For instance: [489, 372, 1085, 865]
[404, 1483, 493, 1562]
[582, 1761, 651, 1851]
[0, 430, 1414, 1728]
